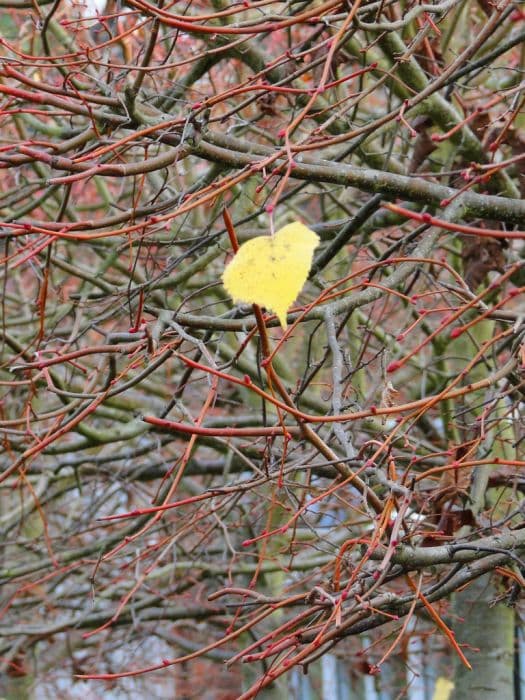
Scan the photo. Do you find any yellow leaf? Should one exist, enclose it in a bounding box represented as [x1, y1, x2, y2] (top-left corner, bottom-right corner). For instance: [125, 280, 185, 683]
[222, 222, 320, 329]
[432, 678, 454, 700]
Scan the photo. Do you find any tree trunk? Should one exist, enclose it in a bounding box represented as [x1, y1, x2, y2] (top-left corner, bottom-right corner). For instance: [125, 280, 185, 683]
[450, 574, 514, 700]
